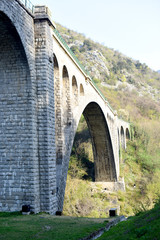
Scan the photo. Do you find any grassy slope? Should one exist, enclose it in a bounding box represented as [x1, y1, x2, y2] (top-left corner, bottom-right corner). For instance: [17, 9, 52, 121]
[0, 212, 107, 240]
[99, 204, 160, 240]
[1, 206, 160, 240]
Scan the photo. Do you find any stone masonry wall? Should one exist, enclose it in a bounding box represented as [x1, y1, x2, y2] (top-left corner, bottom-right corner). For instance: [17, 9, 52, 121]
[0, 0, 39, 212]
[34, 6, 57, 214]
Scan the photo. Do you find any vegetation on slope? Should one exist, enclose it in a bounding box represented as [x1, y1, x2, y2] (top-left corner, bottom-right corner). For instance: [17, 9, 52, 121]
[99, 202, 160, 240]
[56, 23, 160, 94]
[56, 23, 160, 217]
[63, 117, 160, 217]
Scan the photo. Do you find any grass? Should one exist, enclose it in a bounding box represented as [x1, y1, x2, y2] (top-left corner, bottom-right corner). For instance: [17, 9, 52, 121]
[1, 204, 160, 240]
[99, 204, 160, 240]
[0, 212, 108, 240]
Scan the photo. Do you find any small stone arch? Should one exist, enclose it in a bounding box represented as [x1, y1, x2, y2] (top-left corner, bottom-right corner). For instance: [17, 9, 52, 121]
[54, 54, 63, 188]
[120, 126, 125, 149]
[54, 54, 60, 105]
[54, 55, 60, 115]
[62, 65, 69, 79]
[126, 128, 130, 140]
[72, 76, 78, 106]
[117, 128, 120, 154]
[80, 83, 84, 96]
[54, 54, 59, 69]
[62, 65, 71, 123]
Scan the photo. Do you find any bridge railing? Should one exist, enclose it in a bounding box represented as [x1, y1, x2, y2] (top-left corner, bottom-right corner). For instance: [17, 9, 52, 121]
[53, 29, 115, 114]
[53, 29, 90, 78]
[19, 0, 35, 13]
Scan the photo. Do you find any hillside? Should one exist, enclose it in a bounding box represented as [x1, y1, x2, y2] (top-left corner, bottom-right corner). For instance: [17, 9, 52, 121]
[56, 23, 160, 106]
[99, 202, 160, 239]
[55, 23, 160, 217]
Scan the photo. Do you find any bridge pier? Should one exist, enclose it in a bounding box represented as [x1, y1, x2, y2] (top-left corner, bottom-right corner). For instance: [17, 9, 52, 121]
[34, 6, 57, 214]
[0, 0, 40, 213]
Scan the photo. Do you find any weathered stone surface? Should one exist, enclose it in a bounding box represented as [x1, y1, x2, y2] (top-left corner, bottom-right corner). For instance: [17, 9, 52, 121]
[0, 0, 130, 214]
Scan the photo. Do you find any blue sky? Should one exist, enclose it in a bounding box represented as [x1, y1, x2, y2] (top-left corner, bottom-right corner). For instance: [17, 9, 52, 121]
[32, 0, 160, 71]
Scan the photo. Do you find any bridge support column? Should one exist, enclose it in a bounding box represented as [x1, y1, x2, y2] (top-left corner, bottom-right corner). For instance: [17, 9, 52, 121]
[0, 2, 42, 213]
[34, 6, 57, 214]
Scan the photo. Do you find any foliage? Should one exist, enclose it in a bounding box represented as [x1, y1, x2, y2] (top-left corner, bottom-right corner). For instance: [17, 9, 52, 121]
[99, 204, 160, 240]
[64, 92, 160, 217]
[68, 155, 87, 179]
[63, 177, 115, 218]
[56, 23, 160, 92]
[69, 115, 94, 181]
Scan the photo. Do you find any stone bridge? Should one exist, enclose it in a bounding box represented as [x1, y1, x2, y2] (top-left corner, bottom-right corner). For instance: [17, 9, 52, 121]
[0, 0, 130, 214]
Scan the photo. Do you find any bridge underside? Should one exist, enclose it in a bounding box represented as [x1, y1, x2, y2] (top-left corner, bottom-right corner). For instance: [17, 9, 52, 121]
[83, 102, 117, 182]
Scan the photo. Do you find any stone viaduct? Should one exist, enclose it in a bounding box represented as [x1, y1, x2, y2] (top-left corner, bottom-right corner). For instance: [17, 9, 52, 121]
[0, 0, 130, 214]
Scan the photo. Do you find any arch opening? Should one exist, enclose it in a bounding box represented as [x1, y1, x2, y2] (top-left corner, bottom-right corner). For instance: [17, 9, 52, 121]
[0, 12, 32, 211]
[120, 126, 125, 149]
[83, 102, 117, 182]
[63, 102, 117, 192]
[80, 83, 84, 96]
[69, 114, 95, 181]
[54, 54, 61, 156]
[54, 55, 64, 194]
[67, 102, 117, 183]
[126, 128, 130, 140]
[62, 65, 71, 123]
[54, 55, 62, 161]
[62, 102, 117, 214]
[72, 76, 78, 106]
[117, 128, 120, 156]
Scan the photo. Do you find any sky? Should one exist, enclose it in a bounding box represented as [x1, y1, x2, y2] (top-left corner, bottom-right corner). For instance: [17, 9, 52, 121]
[31, 0, 160, 71]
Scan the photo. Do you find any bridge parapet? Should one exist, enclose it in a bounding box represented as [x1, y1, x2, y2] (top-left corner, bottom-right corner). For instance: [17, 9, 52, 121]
[18, 0, 34, 13]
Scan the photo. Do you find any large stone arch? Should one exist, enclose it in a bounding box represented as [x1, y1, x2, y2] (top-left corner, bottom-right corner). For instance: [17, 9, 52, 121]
[0, 1, 35, 74]
[57, 101, 117, 212]
[0, 11, 39, 212]
[83, 102, 117, 182]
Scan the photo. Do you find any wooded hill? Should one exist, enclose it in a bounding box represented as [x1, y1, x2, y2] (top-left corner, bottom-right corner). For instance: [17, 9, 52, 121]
[56, 23, 160, 217]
